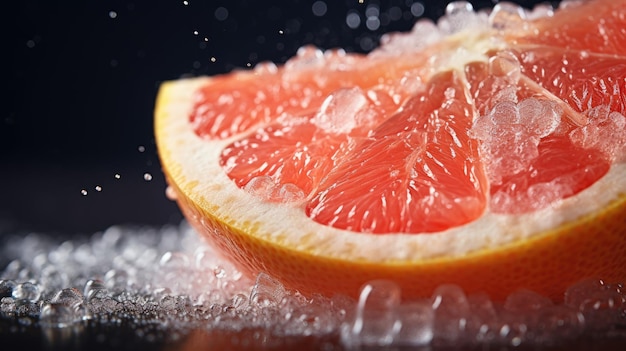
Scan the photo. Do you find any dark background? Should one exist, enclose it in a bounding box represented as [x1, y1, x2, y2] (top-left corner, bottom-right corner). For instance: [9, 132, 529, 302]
[3, 0, 558, 237]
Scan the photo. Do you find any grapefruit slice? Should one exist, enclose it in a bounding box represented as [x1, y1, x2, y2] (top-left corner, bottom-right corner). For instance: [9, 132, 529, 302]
[155, 0, 626, 301]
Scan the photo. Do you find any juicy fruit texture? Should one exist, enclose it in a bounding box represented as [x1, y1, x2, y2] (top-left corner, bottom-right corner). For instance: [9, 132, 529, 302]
[190, 0, 626, 234]
[155, 0, 626, 301]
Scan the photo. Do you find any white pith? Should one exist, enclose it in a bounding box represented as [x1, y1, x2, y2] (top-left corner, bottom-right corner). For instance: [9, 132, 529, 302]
[156, 21, 626, 263]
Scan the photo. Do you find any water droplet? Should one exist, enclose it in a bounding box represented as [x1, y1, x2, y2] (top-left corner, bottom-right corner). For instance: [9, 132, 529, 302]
[51, 288, 84, 307]
[114, 173, 121, 179]
[138, 145, 145, 153]
[12, 282, 41, 303]
[39, 302, 80, 328]
[81, 189, 88, 196]
[143, 173, 153, 181]
[95, 185, 102, 192]
[108, 11, 117, 19]
[84, 279, 108, 300]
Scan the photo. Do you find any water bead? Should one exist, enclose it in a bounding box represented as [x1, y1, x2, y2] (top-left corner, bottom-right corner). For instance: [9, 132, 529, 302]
[11, 282, 41, 303]
[39, 302, 82, 328]
[84, 279, 108, 301]
[51, 288, 84, 308]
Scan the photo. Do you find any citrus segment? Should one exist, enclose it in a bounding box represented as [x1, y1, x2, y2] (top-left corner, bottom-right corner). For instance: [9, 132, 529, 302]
[307, 70, 487, 233]
[510, 0, 626, 56]
[155, 0, 626, 301]
[191, 46, 432, 140]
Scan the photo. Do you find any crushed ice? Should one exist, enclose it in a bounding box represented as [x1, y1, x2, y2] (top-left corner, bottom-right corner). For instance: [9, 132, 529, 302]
[470, 97, 562, 185]
[1, 223, 625, 347]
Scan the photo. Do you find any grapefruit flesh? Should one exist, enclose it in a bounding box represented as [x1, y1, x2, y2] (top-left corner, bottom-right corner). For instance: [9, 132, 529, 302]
[155, 0, 626, 300]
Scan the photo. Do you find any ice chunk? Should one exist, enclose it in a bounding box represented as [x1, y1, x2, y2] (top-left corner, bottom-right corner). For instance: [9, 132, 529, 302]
[284, 46, 325, 71]
[159, 251, 190, 270]
[275, 183, 305, 202]
[489, 51, 521, 83]
[244, 176, 306, 203]
[342, 280, 402, 348]
[525, 3, 554, 20]
[518, 98, 561, 137]
[394, 301, 434, 346]
[470, 98, 562, 184]
[488, 2, 527, 30]
[312, 87, 369, 134]
[569, 106, 626, 162]
[535, 306, 585, 343]
[374, 19, 442, 56]
[249, 273, 286, 308]
[438, 1, 487, 35]
[244, 175, 275, 199]
[39, 302, 82, 328]
[504, 289, 553, 312]
[431, 284, 470, 345]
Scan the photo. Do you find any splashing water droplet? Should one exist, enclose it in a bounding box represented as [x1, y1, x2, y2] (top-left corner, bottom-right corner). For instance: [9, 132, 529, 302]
[143, 173, 153, 181]
[80, 189, 88, 196]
